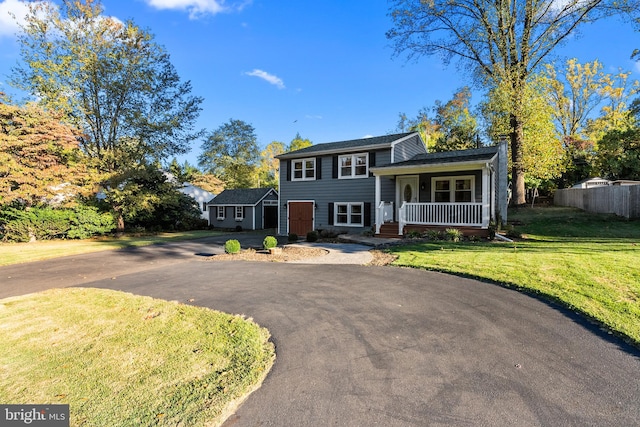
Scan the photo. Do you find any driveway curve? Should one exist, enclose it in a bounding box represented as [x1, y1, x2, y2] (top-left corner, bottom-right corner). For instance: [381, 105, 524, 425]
[1, 239, 638, 426]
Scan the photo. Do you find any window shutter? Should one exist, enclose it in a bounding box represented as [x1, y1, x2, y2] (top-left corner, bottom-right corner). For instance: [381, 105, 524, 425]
[369, 151, 376, 177]
[316, 157, 322, 180]
[286, 160, 291, 181]
[364, 202, 371, 227]
[332, 156, 338, 179]
[328, 203, 334, 225]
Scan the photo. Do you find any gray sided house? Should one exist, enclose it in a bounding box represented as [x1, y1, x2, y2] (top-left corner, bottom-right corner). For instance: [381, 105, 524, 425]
[277, 132, 508, 237]
[207, 188, 278, 231]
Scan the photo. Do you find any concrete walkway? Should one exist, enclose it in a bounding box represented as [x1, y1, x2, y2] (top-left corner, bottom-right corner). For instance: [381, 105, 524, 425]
[288, 242, 374, 264]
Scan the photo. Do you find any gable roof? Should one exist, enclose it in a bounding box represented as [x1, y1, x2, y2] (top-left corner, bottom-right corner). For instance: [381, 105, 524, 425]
[370, 145, 499, 173]
[208, 188, 277, 206]
[276, 132, 417, 159]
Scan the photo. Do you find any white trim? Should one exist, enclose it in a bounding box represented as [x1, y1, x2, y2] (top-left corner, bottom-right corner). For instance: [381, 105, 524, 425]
[216, 206, 225, 220]
[291, 158, 316, 181]
[235, 206, 244, 221]
[431, 175, 476, 203]
[338, 153, 369, 179]
[334, 202, 364, 227]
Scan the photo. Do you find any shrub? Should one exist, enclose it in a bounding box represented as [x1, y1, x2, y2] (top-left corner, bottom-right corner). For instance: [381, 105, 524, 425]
[405, 230, 422, 239]
[263, 235, 278, 250]
[224, 239, 241, 254]
[288, 233, 298, 242]
[306, 230, 319, 242]
[235, 225, 243, 232]
[426, 230, 441, 241]
[319, 229, 339, 239]
[444, 228, 463, 242]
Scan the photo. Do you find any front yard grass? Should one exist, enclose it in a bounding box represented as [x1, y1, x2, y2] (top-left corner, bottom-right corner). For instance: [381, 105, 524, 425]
[0, 230, 223, 266]
[389, 206, 640, 346]
[0, 288, 275, 427]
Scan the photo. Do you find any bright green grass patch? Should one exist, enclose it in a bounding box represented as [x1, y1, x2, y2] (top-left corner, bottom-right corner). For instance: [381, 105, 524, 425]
[390, 207, 640, 346]
[0, 230, 223, 266]
[0, 288, 275, 426]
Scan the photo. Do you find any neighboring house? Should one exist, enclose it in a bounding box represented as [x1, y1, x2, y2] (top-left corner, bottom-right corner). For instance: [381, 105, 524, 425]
[276, 132, 508, 237]
[207, 188, 278, 230]
[572, 177, 612, 189]
[178, 183, 216, 223]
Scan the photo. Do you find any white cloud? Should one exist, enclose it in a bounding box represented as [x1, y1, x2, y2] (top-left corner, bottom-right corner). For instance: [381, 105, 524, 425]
[244, 69, 285, 89]
[0, 0, 31, 38]
[145, 0, 250, 19]
[305, 114, 322, 120]
[362, 134, 374, 138]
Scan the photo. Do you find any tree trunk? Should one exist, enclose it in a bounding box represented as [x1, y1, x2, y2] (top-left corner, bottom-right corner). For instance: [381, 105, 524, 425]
[116, 212, 125, 234]
[510, 113, 527, 205]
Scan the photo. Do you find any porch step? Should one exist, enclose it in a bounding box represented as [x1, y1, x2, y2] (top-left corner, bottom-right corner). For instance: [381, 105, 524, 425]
[376, 223, 402, 239]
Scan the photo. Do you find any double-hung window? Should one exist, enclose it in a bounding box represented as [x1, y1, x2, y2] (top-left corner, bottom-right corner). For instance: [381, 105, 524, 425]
[432, 176, 474, 203]
[335, 202, 363, 227]
[338, 153, 368, 179]
[292, 158, 316, 181]
[216, 206, 225, 220]
[235, 206, 244, 221]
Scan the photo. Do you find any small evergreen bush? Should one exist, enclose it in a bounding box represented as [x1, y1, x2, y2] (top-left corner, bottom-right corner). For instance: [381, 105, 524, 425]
[224, 239, 241, 254]
[288, 233, 298, 242]
[426, 230, 441, 241]
[306, 230, 319, 242]
[263, 235, 278, 250]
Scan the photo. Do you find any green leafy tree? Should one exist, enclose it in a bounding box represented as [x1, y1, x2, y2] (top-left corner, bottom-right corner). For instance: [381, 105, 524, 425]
[288, 133, 312, 152]
[596, 128, 640, 180]
[0, 100, 93, 207]
[397, 108, 441, 150]
[198, 119, 260, 189]
[258, 141, 286, 189]
[388, 0, 639, 205]
[432, 87, 479, 152]
[481, 76, 564, 183]
[11, 0, 203, 229]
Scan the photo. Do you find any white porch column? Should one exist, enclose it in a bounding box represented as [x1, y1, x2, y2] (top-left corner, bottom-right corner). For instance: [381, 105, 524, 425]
[482, 165, 491, 228]
[375, 175, 381, 234]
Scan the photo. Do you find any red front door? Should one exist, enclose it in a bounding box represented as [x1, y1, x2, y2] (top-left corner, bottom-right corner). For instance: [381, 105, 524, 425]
[288, 202, 314, 236]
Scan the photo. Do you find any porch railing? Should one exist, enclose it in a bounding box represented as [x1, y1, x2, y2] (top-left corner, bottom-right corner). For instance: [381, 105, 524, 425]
[399, 202, 484, 234]
[375, 201, 395, 234]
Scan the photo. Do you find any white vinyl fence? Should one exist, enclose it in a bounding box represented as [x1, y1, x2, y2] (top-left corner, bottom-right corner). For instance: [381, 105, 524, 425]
[554, 185, 640, 219]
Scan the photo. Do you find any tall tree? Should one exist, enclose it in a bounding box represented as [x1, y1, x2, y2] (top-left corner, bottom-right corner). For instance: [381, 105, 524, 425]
[198, 119, 260, 189]
[258, 141, 286, 189]
[388, 0, 639, 204]
[432, 87, 479, 152]
[0, 100, 93, 207]
[481, 76, 564, 184]
[397, 108, 440, 150]
[11, 0, 203, 228]
[544, 59, 605, 141]
[288, 133, 312, 152]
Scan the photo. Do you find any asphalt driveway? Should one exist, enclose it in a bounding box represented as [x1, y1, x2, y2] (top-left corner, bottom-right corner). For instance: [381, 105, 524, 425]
[1, 238, 638, 426]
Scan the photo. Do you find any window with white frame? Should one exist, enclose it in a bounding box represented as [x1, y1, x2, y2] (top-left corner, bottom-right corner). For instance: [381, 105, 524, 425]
[338, 153, 368, 179]
[216, 206, 225, 220]
[235, 206, 244, 221]
[292, 158, 316, 181]
[432, 176, 475, 203]
[335, 202, 364, 226]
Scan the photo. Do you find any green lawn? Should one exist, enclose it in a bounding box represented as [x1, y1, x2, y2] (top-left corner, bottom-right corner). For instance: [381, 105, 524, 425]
[0, 230, 223, 266]
[0, 288, 275, 427]
[390, 206, 640, 346]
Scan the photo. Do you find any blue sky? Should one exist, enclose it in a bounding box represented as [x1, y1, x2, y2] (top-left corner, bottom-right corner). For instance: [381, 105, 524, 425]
[1, 0, 639, 167]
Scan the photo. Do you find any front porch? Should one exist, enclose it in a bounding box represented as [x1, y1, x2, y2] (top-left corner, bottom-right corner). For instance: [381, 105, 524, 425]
[375, 201, 490, 238]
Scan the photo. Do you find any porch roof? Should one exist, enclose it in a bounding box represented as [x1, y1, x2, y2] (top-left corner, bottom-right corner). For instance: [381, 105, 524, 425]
[370, 145, 499, 175]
